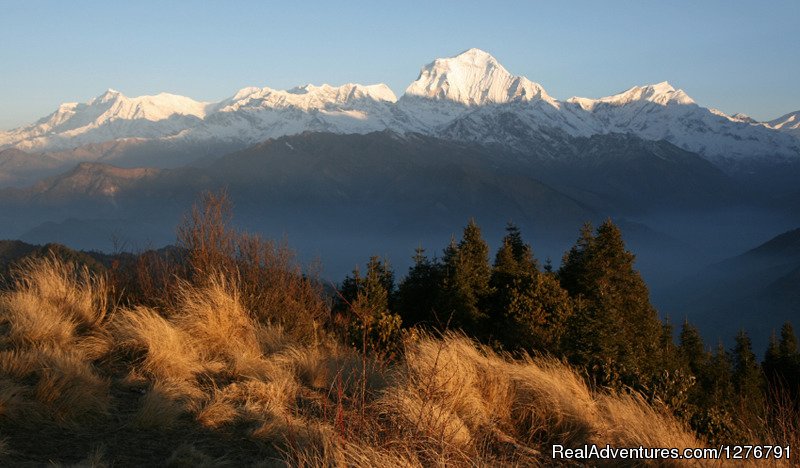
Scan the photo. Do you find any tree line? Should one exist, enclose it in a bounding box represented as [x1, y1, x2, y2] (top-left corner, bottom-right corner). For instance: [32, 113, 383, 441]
[335, 219, 800, 443]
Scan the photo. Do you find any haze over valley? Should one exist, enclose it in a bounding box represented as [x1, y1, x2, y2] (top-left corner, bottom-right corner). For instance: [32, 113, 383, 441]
[0, 48, 798, 348]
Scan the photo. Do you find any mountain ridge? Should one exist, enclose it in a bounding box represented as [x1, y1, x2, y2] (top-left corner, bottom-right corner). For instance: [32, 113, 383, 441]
[2, 49, 798, 175]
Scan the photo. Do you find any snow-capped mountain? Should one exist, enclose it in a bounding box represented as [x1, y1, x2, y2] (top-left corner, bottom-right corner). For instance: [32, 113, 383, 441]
[184, 82, 411, 143]
[404, 48, 553, 106]
[396, 48, 558, 130]
[0, 90, 208, 151]
[765, 111, 800, 138]
[1, 48, 798, 171]
[559, 83, 799, 163]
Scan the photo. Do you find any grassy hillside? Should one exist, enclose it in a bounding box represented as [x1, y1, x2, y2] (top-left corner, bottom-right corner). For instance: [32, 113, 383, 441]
[0, 256, 716, 467]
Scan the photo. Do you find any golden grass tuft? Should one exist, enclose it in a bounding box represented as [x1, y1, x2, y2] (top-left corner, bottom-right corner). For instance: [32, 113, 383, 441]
[0, 256, 111, 427]
[196, 376, 299, 429]
[171, 274, 267, 377]
[595, 392, 701, 452]
[509, 356, 598, 446]
[111, 306, 206, 383]
[0, 256, 109, 355]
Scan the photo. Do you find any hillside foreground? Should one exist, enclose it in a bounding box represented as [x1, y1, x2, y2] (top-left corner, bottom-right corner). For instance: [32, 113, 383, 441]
[0, 252, 792, 467]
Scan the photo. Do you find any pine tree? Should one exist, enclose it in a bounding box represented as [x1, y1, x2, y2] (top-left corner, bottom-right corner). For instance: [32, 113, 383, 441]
[494, 222, 539, 275]
[487, 223, 571, 352]
[648, 317, 696, 414]
[543, 257, 553, 273]
[764, 331, 780, 362]
[707, 343, 734, 403]
[731, 330, 765, 416]
[694, 343, 738, 442]
[337, 265, 362, 314]
[659, 318, 677, 362]
[763, 331, 782, 384]
[558, 222, 594, 294]
[493, 271, 573, 353]
[779, 322, 798, 358]
[559, 220, 662, 386]
[770, 322, 800, 401]
[679, 320, 707, 376]
[338, 256, 393, 314]
[395, 246, 443, 327]
[657, 318, 684, 374]
[359, 256, 393, 313]
[342, 257, 402, 356]
[439, 219, 492, 334]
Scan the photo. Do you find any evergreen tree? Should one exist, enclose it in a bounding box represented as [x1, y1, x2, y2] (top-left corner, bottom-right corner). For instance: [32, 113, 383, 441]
[359, 256, 393, 313]
[558, 222, 594, 294]
[559, 220, 662, 386]
[657, 318, 684, 376]
[347, 256, 402, 356]
[731, 330, 765, 415]
[659, 318, 677, 363]
[648, 317, 697, 415]
[487, 223, 571, 352]
[707, 343, 734, 404]
[493, 271, 573, 353]
[439, 219, 492, 333]
[768, 322, 800, 401]
[337, 265, 362, 314]
[493, 222, 539, 275]
[779, 322, 798, 358]
[763, 331, 781, 383]
[764, 332, 780, 366]
[338, 257, 394, 314]
[395, 247, 443, 327]
[693, 343, 737, 443]
[678, 320, 707, 376]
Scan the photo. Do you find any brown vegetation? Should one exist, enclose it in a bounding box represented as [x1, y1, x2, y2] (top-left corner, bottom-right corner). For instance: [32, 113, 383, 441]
[0, 255, 738, 466]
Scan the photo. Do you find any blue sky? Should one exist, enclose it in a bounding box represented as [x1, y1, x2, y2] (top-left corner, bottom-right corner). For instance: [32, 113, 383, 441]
[1, 0, 798, 130]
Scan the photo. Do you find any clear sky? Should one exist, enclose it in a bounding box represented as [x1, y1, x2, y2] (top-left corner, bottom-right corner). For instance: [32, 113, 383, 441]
[1, 0, 798, 130]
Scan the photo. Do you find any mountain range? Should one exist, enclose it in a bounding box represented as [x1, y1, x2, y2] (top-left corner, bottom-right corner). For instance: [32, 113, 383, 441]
[2, 48, 799, 189]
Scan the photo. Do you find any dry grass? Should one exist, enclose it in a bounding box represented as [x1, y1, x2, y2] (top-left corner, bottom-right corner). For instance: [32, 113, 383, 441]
[2, 256, 789, 466]
[112, 306, 206, 384]
[0, 256, 110, 427]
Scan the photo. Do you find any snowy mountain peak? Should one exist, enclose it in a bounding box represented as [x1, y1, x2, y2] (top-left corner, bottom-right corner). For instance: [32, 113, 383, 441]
[709, 108, 754, 123]
[568, 81, 695, 110]
[403, 48, 553, 106]
[614, 82, 694, 105]
[94, 88, 123, 103]
[767, 111, 800, 129]
[0, 89, 209, 151]
[288, 83, 397, 102]
[451, 48, 500, 68]
[766, 110, 800, 138]
[730, 113, 757, 124]
[217, 82, 397, 114]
